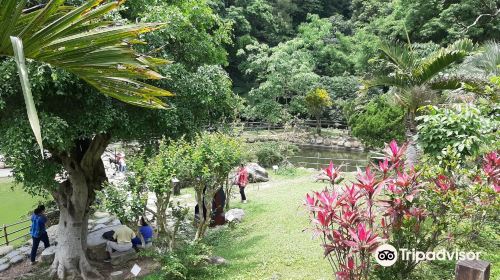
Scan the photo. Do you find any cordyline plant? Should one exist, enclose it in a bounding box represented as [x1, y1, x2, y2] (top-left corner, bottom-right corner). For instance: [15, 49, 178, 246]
[305, 141, 499, 280]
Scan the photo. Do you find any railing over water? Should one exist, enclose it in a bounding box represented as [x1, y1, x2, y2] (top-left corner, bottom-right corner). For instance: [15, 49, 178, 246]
[289, 153, 369, 172]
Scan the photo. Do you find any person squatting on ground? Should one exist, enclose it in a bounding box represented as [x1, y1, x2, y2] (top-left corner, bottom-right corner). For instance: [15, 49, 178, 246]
[131, 217, 153, 248]
[237, 164, 249, 203]
[30, 205, 49, 264]
[104, 220, 135, 261]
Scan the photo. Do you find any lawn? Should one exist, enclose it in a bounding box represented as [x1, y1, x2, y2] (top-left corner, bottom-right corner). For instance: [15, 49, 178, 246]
[0, 177, 42, 245]
[200, 169, 333, 280]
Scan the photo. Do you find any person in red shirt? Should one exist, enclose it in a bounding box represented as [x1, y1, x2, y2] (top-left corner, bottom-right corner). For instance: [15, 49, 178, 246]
[237, 164, 249, 203]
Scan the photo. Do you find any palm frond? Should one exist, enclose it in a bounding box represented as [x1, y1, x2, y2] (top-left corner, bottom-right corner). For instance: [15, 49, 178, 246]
[414, 39, 474, 84]
[378, 40, 416, 72]
[0, 0, 173, 109]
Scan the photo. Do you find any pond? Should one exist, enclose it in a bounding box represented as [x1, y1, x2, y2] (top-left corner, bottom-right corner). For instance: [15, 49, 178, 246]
[289, 146, 370, 172]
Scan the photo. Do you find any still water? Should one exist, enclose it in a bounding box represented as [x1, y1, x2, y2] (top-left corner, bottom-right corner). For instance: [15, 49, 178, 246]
[289, 146, 370, 172]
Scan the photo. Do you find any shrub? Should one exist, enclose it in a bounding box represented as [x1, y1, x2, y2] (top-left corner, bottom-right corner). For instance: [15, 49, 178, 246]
[305, 141, 499, 280]
[253, 141, 298, 167]
[416, 104, 497, 170]
[143, 241, 215, 280]
[346, 95, 406, 148]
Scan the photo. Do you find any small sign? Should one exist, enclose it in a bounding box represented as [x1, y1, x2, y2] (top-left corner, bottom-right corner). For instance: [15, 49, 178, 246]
[131, 264, 141, 276]
[172, 177, 180, 183]
[272, 165, 279, 170]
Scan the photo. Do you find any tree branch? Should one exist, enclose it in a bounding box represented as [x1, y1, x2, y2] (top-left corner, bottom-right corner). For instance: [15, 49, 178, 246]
[463, 7, 500, 34]
[80, 133, 111, 173]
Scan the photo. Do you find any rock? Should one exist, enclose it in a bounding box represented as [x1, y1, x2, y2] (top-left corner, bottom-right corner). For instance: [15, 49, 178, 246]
[206, 256, 227, 266]
[95, 216, 113, 225]
[86, 225, 122, 261]
[109, 219, 121, 226]
[47, 225, 58, 244]
[93, 212, 110, 219]
[109, 271, 124, 280]
[0, 263, 9, 272]
[225, 209, 245, 223]
[9, 254, 24, 264]
[5, 250, 20, 260]
[0, 245, 13, 257]
[18, 246, 31, 256]
[344, 141, 352, 148]
[323, 138, 332, 146]
[92, 224, 107, 231]
[41, 246, 57, 264]
[246, 163, 269, 183]
[110, 249, 137, 266]
[352, 141, 360, 148]
[0, 257, 8, 265]
[315, 137, 323, 144]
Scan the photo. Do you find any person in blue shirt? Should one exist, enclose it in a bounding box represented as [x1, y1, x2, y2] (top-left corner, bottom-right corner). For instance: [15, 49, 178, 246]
[30, 205, 50, 263]
[132, 217, 153, 248]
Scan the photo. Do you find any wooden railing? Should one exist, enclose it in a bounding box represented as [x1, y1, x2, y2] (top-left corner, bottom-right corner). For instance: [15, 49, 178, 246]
[0, 211, 58, 247]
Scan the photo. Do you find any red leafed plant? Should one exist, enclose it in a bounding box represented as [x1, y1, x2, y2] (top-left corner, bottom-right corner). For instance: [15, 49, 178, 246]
[306, 142, 499, 280]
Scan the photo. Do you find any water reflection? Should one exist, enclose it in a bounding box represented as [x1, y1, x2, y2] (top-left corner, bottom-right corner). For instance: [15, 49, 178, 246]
[289, 146, 370, 172]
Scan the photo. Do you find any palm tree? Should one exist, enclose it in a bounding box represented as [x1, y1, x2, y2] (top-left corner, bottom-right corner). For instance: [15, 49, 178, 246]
[364, 39, 474, 166]
[0, 1, 173, 279]
[1, 0, 173, 155]
[463, 41, 500, 78]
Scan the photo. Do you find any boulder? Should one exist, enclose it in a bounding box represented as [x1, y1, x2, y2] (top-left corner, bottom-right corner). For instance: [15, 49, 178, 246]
[9, 254, 24, 264]
[5, 250, 20, 260]
[110, 249, 137, 266]
[225, 209, 245, 223]
[323, 139, 332, 146]
[18, 246, 31, 256]
[315, 137, 323, 144]
[109, 271, 124, 280]
[344, 141, 352, 148]
[93, 212, 110, 219]
[206, 256, 227, 266]
[0, 245, 13, 257]
[0, 257, 8, 265]
[95, 216, 113, 225]
[87, 225, 122, 261]
[41, 246, 57, 264]
[0, 263, 9, 273]
[246, 163, 269, 183]
[47, 225, 58, 244]
[92, 224, 107, 231]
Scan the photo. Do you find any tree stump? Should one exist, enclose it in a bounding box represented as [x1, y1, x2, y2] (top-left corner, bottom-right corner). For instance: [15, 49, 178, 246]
[455, 260, 490, 280]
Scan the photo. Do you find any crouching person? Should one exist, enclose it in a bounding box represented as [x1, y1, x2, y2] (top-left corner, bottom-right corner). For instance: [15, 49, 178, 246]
[105, 220, 135, 262]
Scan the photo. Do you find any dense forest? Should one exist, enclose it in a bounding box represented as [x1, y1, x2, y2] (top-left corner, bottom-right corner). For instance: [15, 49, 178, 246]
[115, 0, 500, 143]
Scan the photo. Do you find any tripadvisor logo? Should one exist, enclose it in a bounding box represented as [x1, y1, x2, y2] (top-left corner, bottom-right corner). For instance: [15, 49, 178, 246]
[373, 244, 481, 267]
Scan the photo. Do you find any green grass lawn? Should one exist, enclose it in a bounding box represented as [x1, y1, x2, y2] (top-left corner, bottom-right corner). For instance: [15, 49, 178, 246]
[0, 177, 42, 245]
[200, 169, 333, 280]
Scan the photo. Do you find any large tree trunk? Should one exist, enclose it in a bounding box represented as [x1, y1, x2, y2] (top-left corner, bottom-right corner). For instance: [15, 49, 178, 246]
[50, 134, 110, 280]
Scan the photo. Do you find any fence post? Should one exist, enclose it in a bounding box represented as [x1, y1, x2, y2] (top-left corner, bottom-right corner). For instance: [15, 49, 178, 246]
[455, 260, 490, 280]
[316, 152, 320, 170]
[2, 224, 8, 246]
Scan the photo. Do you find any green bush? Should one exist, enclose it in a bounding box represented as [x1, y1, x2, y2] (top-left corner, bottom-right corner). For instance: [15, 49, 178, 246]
[416, 104, 497, 169]
[142, 241, 215, 280]
[346, 95, 406, 148]
[253, 141, 298, 167]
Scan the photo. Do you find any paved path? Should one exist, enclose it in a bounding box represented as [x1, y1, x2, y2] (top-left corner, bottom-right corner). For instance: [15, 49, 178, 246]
[0, 168, 12, 178]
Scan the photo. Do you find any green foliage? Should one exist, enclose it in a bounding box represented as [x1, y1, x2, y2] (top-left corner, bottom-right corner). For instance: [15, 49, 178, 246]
[137, 0, 232, 69]
[143, 241, 215, 280]
[346, 95, 406, 148]
[253, 141, 298, 167]
[416, 104, 498, 169]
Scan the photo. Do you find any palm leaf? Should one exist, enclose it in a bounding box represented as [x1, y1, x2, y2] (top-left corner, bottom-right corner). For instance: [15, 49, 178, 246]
[415, 39, 474, 84]
[10, 36, 44, 157]
[378, 40, 416, 72]
[0, 0, 173, 108]
[0, 0, 174, 152]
